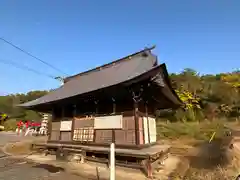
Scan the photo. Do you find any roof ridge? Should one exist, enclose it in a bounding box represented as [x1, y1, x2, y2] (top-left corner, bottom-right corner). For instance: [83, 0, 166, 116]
[64, 45, 156, 83]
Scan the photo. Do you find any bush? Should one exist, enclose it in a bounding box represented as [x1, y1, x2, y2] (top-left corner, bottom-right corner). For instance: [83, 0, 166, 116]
[3, 119, 17, 131]
[0, 125, 4, 131]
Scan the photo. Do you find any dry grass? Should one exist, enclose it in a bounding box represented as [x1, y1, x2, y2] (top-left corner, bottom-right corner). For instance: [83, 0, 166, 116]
[4, 137, 47, 155]
[184, 166, 239, 180]
[184, 150, 240, 180]
[158, 121, 240, 179]
[5, 141, 32, 155]
[168, 144, 240, 180]
[169, 138, 240, 180]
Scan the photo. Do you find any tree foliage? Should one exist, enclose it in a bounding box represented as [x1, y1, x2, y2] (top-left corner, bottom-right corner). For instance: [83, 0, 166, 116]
[164, 69, 240, 121]
[0, 90, 49, 123]
[220, 71, 240, 89]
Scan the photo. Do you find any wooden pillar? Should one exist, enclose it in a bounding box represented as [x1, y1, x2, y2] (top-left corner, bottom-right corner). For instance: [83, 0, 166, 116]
[58, 106, 64, 141]
[134, 101, 140, 145]
[61, 106, 65, 118]
[73, 104, 77, 116]
[110, 98, 116, 180]
[94, 101, 98, 143]
[132, 91, 142, 145]
[112, 98, 116, 143]
[59, 106, 65, 141]
[48, 108, 54, 141]
[145, 101, 151, 144]
[95, 101, 99, 114]
[71, 105, 76, 141]
[112, 98, 116, 114]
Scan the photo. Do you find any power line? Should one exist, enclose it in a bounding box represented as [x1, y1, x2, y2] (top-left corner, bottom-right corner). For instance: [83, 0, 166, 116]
[0, 37, 68, 76]
[0, 58, 57, 80]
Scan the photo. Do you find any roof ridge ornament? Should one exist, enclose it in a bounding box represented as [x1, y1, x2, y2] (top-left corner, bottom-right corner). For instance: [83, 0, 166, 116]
[142, 45, 156, 57]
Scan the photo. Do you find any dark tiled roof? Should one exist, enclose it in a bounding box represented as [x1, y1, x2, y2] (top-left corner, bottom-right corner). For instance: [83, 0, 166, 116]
[64, 46, 156, 83]
[20, 47, 158, 107]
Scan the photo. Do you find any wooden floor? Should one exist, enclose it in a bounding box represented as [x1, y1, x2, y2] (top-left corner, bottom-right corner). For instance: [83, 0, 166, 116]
[35, 142, 170, 157]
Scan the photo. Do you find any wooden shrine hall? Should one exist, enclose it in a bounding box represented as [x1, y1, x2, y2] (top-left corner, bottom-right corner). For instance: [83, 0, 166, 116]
[19, 46, 182, 177]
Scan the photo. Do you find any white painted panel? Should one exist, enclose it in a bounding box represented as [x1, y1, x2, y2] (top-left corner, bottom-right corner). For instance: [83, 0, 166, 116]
[60, 121, 72, 131]
[148, 117, 157, 143]
[143, 117, 149, 144]
[94, 115, 123, 129]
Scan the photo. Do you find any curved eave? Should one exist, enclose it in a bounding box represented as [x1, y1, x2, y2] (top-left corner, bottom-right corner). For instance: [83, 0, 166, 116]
[150, 63, 183, 108]
[161, 63, 183, 105]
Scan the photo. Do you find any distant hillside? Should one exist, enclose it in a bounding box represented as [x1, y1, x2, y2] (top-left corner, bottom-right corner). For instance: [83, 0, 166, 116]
[165, 69, 240, 121]
[0, 90, 49, 122]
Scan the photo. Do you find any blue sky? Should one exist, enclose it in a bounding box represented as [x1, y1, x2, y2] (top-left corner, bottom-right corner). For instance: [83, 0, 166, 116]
[0, 0, 239, 94]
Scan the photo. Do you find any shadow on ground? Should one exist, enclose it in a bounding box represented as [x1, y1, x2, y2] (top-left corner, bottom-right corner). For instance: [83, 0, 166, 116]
[32, 163, 102, 180]
[33, 163, 65, 173]
[187, 136, 233, 169]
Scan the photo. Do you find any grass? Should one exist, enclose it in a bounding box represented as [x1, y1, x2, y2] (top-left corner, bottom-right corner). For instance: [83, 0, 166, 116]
[3, 118, 17, 131]
[184, 166, 239, 180]
[184, 146, 240, 180]
[157, 121, 231, 141]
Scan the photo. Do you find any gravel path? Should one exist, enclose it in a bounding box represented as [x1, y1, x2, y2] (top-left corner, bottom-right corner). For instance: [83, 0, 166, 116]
[0, 132, 38, 146]
[0, 132, 89, 180]
[0, 156, 90, 180]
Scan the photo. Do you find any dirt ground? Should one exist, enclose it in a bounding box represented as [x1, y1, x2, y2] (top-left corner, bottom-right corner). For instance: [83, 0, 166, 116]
[4, 136, 47, 155]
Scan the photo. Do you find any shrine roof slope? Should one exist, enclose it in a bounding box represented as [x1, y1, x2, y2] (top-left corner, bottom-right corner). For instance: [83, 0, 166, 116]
[19, 46, 160, 107]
